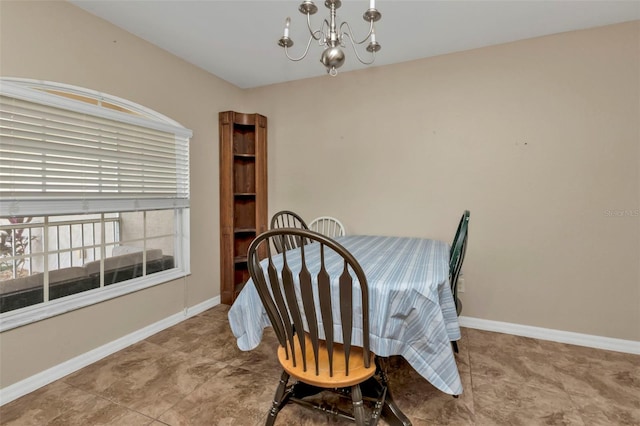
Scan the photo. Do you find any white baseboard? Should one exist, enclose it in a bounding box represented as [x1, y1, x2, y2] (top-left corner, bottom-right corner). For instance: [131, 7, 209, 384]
[459, 316, 640, 355]
[185, 296, 220, 317]
[0, 296, 220, 407]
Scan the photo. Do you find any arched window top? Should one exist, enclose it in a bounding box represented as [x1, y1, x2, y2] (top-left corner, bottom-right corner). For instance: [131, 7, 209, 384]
[0, 77, 191, 216]
[0, 77, 192, 138]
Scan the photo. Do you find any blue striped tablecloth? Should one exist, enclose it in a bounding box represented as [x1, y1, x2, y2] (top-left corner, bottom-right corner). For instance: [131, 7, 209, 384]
[227, 235, 463, 395]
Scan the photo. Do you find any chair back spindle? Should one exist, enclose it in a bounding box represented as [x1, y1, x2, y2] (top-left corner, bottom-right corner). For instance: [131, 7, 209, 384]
[270, 211, 310, 253]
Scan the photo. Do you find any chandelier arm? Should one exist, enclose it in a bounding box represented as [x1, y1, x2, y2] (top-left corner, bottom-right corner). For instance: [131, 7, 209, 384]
[339, 20, 374, 45]
[283, 34, 317, 62]
[342, 32, 376, 65]
[305, 12, 324, 41]
[319, 19, 331, 45]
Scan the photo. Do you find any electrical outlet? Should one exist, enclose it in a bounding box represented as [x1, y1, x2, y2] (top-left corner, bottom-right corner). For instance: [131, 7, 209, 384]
[458, 277, 465, 293]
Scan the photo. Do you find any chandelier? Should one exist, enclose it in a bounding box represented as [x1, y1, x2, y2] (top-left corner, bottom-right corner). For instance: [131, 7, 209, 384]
[278, 0, 382, 76]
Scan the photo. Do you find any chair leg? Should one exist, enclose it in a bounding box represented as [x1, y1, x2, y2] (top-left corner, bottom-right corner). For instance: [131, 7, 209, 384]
[351, 384, 366, 426]
[375, 357, 412, 426]
[451, 340, 459, 353]
[266, 370, 290, 426]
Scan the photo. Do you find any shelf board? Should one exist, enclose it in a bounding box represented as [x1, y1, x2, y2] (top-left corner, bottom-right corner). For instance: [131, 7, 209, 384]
[234, 228, 256, 234]
[234, 281, 246, 294]
[233, 153, 256, 158]
[234, 255, 248, 264]
[234, 192, 256, 197]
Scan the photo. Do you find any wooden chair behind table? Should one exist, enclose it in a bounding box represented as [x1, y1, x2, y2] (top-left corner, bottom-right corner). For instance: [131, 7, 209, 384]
[309, 216, 347, 238]
[269, 210, 309, 253]
[450, 210, 470, 353]
[247, 228, 389, 426]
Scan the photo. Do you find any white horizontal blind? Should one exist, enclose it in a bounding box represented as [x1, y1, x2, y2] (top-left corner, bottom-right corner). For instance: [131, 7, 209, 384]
[0, 81, 191, 216]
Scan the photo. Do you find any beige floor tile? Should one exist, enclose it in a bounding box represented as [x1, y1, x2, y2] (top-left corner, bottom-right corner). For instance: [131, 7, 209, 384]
[62, 340, 228, 419]
[386, 357, 475, 424]
[0, 380, 154, 426]
[146, 309, 244, 363]
[4, 306, 638, 426]
[472, 379, 585, 426]
[559, 355, 640, 425]
[466, 329, 572, 392]
[157, 365, 275, 426]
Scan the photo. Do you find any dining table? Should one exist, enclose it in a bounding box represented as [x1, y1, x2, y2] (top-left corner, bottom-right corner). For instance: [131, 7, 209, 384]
[228, 234, 463, 422]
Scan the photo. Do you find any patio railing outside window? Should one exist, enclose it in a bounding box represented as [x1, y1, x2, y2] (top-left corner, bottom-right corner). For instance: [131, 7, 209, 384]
[0, 215, 121, 279]
[0, 210, 179, 316]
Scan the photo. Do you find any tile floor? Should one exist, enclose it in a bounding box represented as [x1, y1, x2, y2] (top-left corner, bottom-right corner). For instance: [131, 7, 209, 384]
[1, 304, 639, 425]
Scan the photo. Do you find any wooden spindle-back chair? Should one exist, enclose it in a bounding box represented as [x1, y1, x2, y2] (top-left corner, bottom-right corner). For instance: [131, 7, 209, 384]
[449, 210, 470, 353]
[247, 228, 388, 425]
[309, 216, 346, 238]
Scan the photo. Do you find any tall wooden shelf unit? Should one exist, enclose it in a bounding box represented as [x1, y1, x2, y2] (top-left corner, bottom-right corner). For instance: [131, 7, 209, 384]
[219, 111, 268, 305]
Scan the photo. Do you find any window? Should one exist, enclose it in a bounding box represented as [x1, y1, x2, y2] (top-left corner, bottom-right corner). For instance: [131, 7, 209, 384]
[0, 78, 191, 331]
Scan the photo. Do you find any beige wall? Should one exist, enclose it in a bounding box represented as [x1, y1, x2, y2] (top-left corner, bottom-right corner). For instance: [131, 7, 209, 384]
[248, 21, 640, 341]
[0, 0, 245, 388]
[0, 0, 638, 391]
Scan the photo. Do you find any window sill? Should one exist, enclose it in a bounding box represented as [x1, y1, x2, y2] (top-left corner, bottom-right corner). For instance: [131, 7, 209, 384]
[0, 269, 188, 332]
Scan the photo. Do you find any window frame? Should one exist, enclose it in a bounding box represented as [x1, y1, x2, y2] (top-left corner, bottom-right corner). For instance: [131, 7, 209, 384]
[0, 79, 191, 332]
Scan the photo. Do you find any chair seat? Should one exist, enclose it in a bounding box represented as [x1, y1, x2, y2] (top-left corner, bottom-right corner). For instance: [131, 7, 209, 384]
[278, 333, 376, 388]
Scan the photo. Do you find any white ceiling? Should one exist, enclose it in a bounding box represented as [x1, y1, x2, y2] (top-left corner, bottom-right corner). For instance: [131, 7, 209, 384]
[69, 0, 640, 89]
